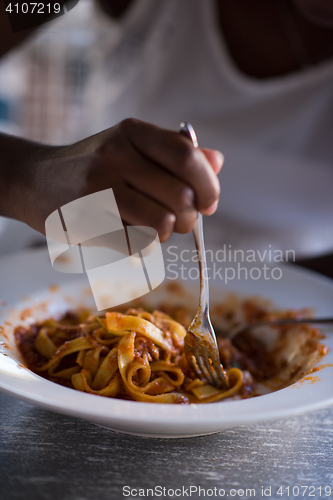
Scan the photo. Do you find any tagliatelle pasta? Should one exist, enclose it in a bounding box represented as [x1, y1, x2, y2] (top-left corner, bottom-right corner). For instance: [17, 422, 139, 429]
[14, 297, 328, 404]
[14, 308, 245, 404]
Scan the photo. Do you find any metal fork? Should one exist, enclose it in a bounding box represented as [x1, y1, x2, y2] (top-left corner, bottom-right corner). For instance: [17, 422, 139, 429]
[179, 123, 228, 390]
[226, 317, 333, 341]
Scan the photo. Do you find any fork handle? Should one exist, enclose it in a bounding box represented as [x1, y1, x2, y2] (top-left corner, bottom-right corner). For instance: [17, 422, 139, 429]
[179, 123, 207, 305]
[179, 123, 218, 346]
[192, 213, 209, 314]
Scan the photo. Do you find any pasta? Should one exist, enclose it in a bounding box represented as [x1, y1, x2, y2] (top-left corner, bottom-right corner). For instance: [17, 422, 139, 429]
[14, 297, 328, 404]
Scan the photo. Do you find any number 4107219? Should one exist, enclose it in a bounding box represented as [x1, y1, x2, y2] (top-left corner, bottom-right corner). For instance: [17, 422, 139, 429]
[277, 485, 332, 496]
[5, 3, 61, 14]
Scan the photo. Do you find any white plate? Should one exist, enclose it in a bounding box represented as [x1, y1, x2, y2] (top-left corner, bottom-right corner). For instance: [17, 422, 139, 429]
[0, 249, 333, 438]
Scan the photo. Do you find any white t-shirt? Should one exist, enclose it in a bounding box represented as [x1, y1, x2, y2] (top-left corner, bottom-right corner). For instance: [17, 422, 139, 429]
[83, 0, 333, 257]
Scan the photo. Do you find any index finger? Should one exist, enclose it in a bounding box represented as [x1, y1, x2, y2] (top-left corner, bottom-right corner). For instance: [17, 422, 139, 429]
[120, 119, 221, 213]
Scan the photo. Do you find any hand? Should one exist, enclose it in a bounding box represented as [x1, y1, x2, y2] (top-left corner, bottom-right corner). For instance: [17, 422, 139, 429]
[14, 119, 223, 242]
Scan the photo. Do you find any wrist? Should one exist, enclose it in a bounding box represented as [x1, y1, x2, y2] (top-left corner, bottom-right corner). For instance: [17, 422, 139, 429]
[0, 133, 59, 230]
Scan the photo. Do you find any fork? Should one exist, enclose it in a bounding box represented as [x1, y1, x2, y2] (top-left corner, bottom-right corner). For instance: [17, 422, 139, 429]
[226, 317, 333, 341]
[179, 123, 228, 390]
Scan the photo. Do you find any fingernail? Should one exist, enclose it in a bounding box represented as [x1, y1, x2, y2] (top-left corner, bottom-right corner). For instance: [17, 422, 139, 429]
[202, 200, 218, 216]
[214, 150, 224, 166]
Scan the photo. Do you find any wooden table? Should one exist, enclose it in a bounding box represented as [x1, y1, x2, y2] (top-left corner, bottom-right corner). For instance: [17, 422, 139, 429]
[1, 391, 332, 500]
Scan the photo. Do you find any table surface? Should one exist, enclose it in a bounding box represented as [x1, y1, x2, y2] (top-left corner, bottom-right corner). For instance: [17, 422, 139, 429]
[1, 392, 333, 500]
